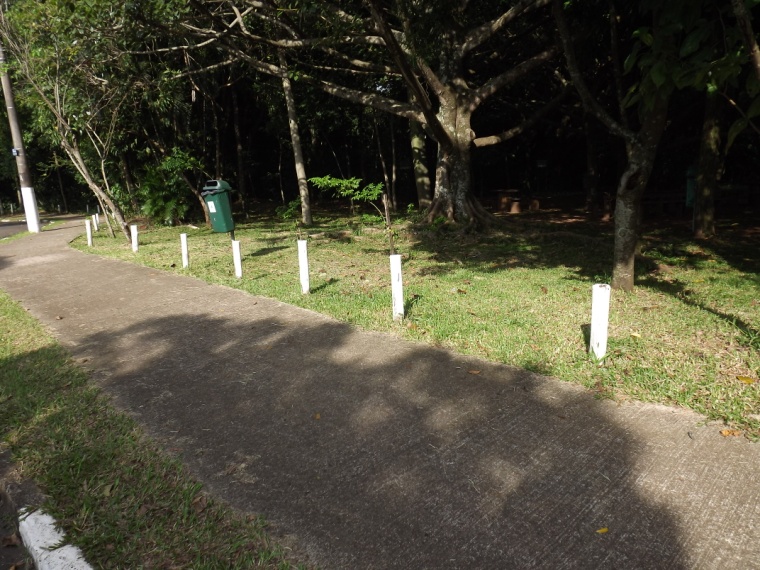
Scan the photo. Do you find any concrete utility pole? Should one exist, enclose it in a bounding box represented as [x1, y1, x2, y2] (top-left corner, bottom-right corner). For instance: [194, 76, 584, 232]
[0, 40, 40, 233]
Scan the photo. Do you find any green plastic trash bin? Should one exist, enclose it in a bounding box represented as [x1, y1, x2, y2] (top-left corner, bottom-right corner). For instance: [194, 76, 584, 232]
[202, 180, 235, 234]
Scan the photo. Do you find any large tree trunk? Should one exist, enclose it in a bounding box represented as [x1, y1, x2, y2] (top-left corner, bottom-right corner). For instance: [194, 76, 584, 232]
[611, 97, 669, 291]
[425, 95, 493, 228]
[694, 89, 722, 239]
[279, 51, 313, 227]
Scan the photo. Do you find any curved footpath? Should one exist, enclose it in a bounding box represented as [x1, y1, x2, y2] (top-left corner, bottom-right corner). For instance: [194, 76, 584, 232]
[1, 218, 759, 569]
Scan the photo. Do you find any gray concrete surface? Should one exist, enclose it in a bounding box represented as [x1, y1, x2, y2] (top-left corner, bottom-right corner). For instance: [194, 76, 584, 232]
[1, 218, 759, 569]
[0, 220, 28, 239]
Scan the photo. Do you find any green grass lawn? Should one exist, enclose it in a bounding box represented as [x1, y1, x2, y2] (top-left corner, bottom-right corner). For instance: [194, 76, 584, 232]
[71, 207, 760, 438]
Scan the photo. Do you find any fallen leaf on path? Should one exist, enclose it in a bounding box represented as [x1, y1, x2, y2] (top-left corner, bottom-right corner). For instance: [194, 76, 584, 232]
[2, 532, 20, 547]
[55, 315, 63, 320]
[313, 413, 321, 420]
[468, 370, 481, 375]
[720, 429, 742, 437]
[102, 483, 113, 497]
[737, 376, 757, 385]
[630, 332, 641, 338]
[192, 495, 208, 514]
[596, 527, 609, 534]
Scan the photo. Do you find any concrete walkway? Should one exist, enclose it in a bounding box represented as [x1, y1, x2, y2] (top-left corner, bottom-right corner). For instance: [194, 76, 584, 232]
[1, 218, 759, 569]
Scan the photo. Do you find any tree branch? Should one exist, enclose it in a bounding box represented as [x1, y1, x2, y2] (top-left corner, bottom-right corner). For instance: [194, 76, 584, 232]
[552, 0, 638, 148]
[364, 0, 452, 151]
[461, 0, 550, 56]
[468, 46, 558, 110]
[473, 86, 571, 146]
[303, 75, 423, 122]
[731, 0, 760, 83]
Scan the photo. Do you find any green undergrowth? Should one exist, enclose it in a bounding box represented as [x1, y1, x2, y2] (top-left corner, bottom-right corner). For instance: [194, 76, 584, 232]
[0, 290, 306, 569]
[72, 209, 760, 437]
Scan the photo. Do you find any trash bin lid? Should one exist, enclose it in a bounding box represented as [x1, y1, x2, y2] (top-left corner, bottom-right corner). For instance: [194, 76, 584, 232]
[202, 179, 232, 192]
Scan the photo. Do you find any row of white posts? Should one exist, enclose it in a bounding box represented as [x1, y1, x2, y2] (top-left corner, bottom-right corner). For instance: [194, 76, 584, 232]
[84, 220, 611, 357]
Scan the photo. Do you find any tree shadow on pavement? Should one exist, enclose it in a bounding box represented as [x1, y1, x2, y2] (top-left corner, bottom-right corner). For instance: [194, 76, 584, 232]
[73, 310, 689, 569]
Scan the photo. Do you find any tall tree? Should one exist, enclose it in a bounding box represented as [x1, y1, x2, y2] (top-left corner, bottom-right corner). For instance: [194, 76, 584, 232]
[552, 0, 746, 290]
[170, 0, 563, 227]
[0, 1, 132, 239]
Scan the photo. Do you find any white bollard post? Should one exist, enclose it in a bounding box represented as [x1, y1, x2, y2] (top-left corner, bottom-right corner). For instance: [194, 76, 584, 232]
[180, 233, 189, 268]
[297, 239, 310, 294]
[91, 214, 98, 231]
[95, 212, 100, 226]
[130, 224, 138, 252]
[232, 240, 242, 278]
[590, 283, 611, 359]
[86, 204, 89, 213]
[10, 202, 14, 214]
[85, 219, 92, 246]
[390, 254, 404, 321]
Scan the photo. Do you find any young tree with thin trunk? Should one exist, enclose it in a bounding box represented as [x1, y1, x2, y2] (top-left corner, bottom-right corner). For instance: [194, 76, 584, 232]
[410, 119, 431, 209]
[694, 88, 722, 239]
[278, 51, 312, 227]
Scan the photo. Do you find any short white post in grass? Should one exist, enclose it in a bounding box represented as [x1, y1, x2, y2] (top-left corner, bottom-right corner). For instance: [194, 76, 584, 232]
[180, 233, 189, 268]
[91, 214, 98, 231]
[390, 254, 404, 321]
[95, 212, 100, 227]
[589, 283, 611, 359]
[297, 239, 310, 294]
[10, 202, 14, 214]
[130, 224, 138, 253]
[85, 218, 93, 246]
[86, 204, 89, 213]
[232, 239, 243, 278]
